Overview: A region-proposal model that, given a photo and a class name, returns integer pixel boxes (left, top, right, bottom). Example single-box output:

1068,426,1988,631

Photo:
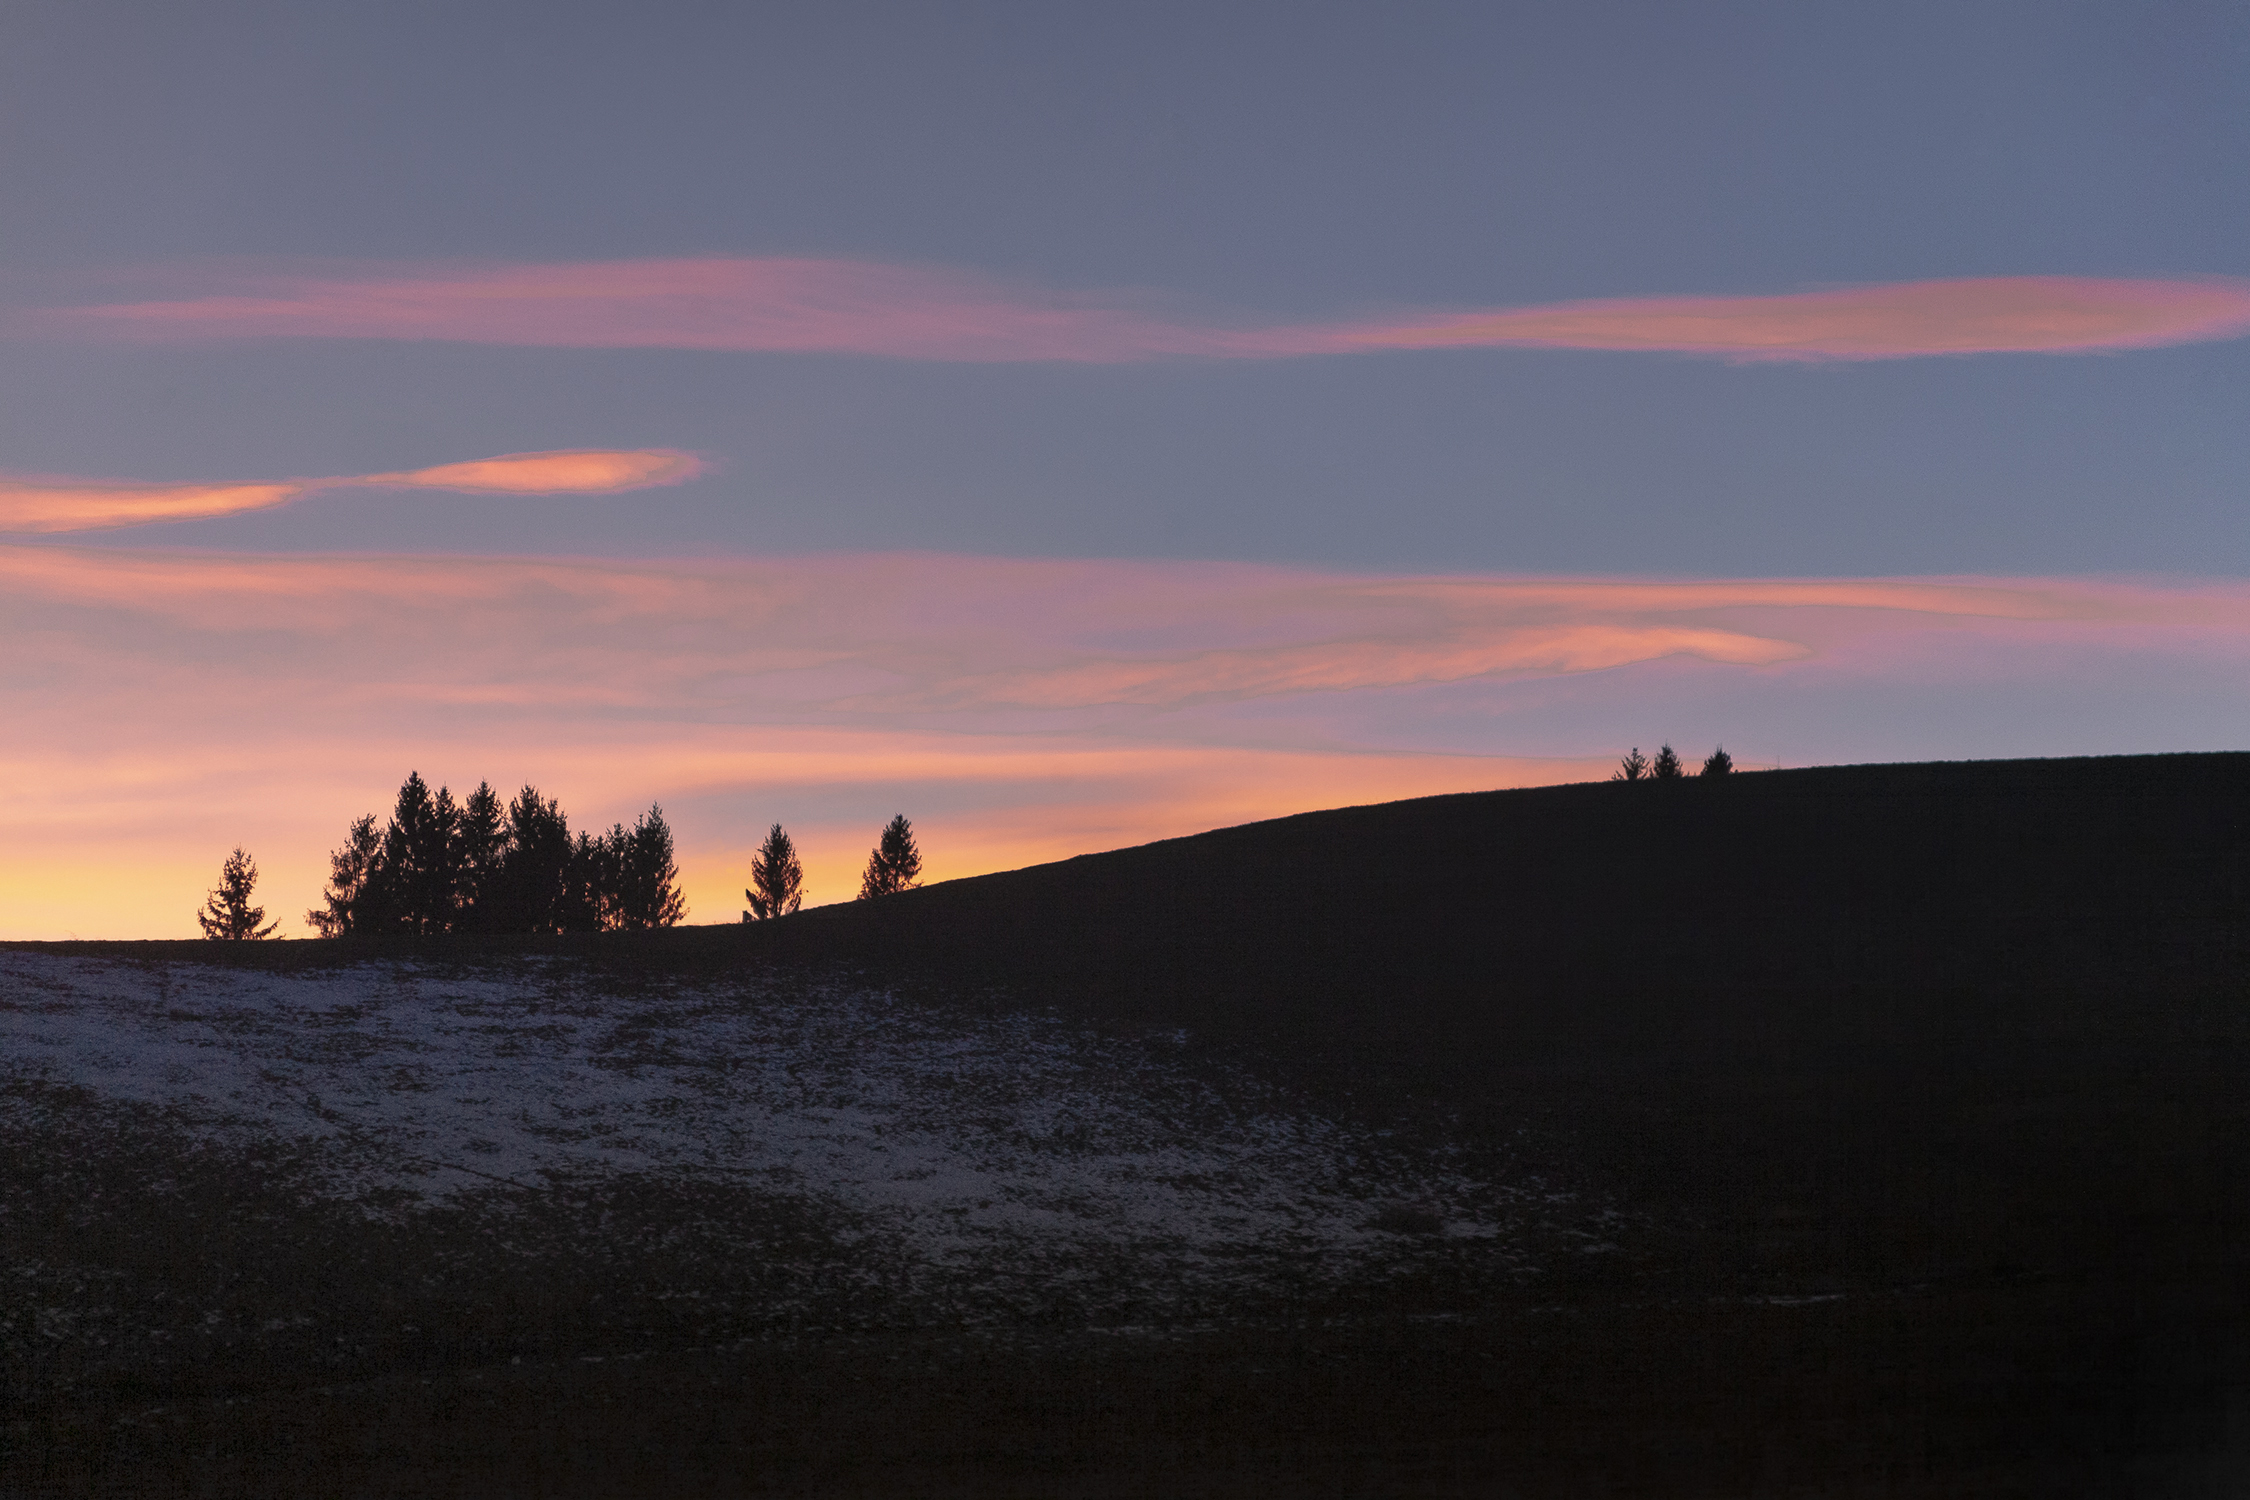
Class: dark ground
6,752,2248,1495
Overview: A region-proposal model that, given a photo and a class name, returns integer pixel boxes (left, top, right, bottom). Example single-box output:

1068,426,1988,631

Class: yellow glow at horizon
7,544,2248,942
0,740,1605,940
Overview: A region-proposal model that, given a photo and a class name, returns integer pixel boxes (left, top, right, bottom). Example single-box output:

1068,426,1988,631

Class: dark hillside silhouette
738,752,2250,1061
706,751,2250,1485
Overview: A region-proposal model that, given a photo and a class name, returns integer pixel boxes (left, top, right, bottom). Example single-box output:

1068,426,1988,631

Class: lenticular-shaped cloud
0,448,703,533
1353,277,2250,361
0,480,308,534
44,259,2250,362
360,448,705,493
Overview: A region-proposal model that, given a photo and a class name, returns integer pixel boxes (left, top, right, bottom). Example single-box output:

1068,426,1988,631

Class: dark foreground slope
8,753,2249,1497
746,751,2250,1062
727,752,2250,1491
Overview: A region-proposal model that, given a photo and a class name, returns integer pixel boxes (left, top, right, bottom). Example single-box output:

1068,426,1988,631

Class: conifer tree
1701,746,1735,778
613,804,688,929
452,781,509,932
1651,743,1685,780
198,847,278,941
562,828,612,932
857,814,923,899
498,786,573,933
307,814,381,937
744,823,803,920
1613,747,1649,782
366,772,460,934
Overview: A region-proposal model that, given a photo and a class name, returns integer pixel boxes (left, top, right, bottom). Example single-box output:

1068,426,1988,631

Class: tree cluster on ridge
1613,744,1734,782
308,772,686,936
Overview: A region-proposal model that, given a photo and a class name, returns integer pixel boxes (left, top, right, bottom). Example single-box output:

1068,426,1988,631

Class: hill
738,751,2250,1061
7,752,2248,1496
726,751,2250,1490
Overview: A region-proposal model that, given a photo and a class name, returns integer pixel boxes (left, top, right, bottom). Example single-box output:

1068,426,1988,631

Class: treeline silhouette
1613,743,1732,780
308,772,685,936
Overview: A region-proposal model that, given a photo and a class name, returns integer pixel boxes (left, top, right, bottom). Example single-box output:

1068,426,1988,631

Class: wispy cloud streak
43,259,2250,362
0,448,704,533
5,547,2247,937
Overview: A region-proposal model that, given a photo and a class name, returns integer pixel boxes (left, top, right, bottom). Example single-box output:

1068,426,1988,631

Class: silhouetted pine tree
1613,747,1649,782
561,829,613,932
1651,744,1685,780
366,772,460,934
307,814,381,937
1702,746,1734,778
857,814,923,899
498,786,574,934
744,823,803,920
612,805,688,930
452,781,509,933
198,847,278,941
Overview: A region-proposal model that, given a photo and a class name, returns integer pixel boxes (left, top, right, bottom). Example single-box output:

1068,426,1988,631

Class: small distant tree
307,814,381,937
1651,744,1685,780
1701,746,1735,778
1613,747,1649,782
857,814,923,899
612,804,688,930
744,823,804,920
198,847,278,941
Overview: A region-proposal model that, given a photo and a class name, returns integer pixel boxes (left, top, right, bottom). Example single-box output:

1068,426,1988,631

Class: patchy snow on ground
0,951,1542,1315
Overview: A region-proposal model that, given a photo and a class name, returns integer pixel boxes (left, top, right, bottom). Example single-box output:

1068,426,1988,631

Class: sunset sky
4,2,2248,936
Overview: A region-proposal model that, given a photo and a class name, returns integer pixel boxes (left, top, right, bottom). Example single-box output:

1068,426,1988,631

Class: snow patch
0,952,1532,1310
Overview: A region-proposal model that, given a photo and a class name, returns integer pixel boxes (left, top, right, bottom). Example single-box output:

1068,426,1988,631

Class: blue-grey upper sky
2,0,2246,573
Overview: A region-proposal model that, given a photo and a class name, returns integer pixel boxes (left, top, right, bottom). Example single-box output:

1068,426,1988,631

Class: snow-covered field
1,951,1571,1326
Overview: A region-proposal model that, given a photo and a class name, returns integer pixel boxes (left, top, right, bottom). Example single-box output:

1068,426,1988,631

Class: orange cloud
6,546,2248,939
354,448,706,494
42,259,2250,362
0,480,306,534
0,448,704,534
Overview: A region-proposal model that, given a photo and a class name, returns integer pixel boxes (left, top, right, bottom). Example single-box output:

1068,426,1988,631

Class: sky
2,0,2248,936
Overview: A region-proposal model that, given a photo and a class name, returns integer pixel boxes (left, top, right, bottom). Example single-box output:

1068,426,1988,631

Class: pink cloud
6,546,2249,937
354,448,706,494
43,259,2250,361
0,480,307,534
0,448,704,533
1350,277,2250,361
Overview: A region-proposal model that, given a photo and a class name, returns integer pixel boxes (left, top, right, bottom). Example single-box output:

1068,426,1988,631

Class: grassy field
5,753,2247,1495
